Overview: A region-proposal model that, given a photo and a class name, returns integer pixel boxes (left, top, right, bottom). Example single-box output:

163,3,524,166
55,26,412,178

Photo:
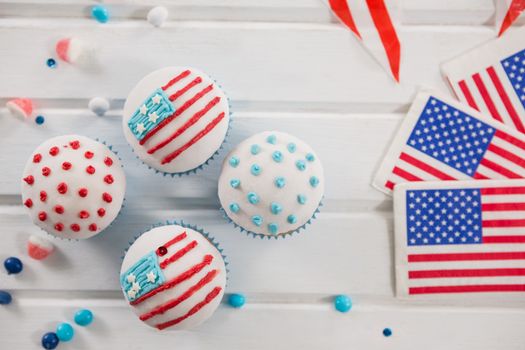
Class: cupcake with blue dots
218,131,324,237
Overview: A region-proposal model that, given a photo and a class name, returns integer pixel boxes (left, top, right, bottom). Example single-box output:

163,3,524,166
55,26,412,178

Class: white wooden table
1,1,524,349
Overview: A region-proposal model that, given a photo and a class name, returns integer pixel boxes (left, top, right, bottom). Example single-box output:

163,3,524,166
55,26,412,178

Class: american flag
120,231,224,330
442,27,525,133
373,91,525,195
394,180,525,297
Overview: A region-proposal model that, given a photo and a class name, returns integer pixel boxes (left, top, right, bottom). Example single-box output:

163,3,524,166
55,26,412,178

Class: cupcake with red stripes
21,135,126,239
120,223,227,330
122,66,231,175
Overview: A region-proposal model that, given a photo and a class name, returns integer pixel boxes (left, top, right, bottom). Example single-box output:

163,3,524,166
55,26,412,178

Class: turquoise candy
287,214,297,224
270,202,282,215
287,142,296,153
228,293,246,308
91,5,109,23
295,160,306,171
310,176,320,187
306,153,315,162
268,223,278,235
250,144,260,155
266,134,277,144
274,176,286,188
229,203,240,213
229,156,240,167
272,151,283,163
74,309,93,326
56,323,74,342
297,194,307,205
252,215,263,227
250,164,262,176
334,295,352,313
247,192,259,204
230,179,241,188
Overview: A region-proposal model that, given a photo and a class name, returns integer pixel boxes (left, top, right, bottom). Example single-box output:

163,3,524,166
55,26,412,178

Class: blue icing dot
334,295,352,313
229,203,240,213
310,176,320,188
297,194,307,205
251,164,262,176
296,160,306,171
252,215,263,227
250,144,260,155
272,151,283,163
287,214,297,224
268,223,279,235
247,192,259,204
229,156,240,167
270,202,282,215
287,143,296,153
274,177,286,188
266,134,276,144
230,179,241,188
306,153,315,162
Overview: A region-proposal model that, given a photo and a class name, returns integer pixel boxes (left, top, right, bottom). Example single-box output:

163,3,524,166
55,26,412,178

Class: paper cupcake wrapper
220,198,324,240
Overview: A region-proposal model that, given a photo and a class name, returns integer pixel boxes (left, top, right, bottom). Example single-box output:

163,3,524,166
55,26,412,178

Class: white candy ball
147,6,168,27
88,97,110,116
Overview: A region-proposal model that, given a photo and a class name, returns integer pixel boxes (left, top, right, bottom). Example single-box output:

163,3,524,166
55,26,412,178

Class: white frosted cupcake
122,66,230,175
218,131,324,238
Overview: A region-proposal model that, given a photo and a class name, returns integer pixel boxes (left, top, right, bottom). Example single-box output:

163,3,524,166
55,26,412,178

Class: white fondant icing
21,135,126,239
120,225,226,330
122,66,230,174
218,131,324,236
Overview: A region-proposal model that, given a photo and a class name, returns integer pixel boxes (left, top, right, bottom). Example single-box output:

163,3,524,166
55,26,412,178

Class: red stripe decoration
392,166,422,182
483,236,525,243
495,130,525,152
472,73,504,123
169,77,203,101
159,240,198,269
409,268,525,279
409,284,525,295
162,70,191,91
479,158,521,178
328,0,361,38
487,143,525,169
482,219,525,228
482,202,525,211
498,0,525,37
399,152,456,180
474,172,490,180
481,186,525,195
385,180,395,190
458,80,479,110
156,232,187,254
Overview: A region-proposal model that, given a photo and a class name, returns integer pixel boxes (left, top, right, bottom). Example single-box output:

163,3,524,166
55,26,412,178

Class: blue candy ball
228,293,246,308
35,115,45,125
56,323,74,342
0,290,12,305
46,58,56,68
41,332,59,350
383,328,393,337
74,309,93,326
4,257,23,274
91,5,109,23
334,294,352,313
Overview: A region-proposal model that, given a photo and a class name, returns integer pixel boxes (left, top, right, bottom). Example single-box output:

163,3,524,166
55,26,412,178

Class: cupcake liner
220,198,324,240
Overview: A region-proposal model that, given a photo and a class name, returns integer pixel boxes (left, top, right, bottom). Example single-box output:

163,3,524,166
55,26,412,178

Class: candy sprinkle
74,309,94,326
35,115,45,125
383,328,393,337
41,332,59,350
228,293,246,308
46,58,57,68
333,294,352,313
4,257,23,275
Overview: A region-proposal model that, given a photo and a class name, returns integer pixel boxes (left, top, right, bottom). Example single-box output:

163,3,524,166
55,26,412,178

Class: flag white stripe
491,135,525,161
494,63,525,121
408,276,525,287
483,150,525,177
408,259,525,271
407,243,525,254
482,69,515,126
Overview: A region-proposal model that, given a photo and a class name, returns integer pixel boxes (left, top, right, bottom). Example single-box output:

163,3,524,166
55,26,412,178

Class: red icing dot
104,157,113,167
69,140,80,149
23,175,34,185
38,211,47,221
49,146,59,156
40,191,47,202
97,208,106,217
86,165,96,174
70,224,80,232
79,210,90,219
84,151,94,159
54,205,64,214
78,188,88,197
62,162,72,170
24,199,33,208
102,193,112,203
104,175,114,184
33,154,42,163
57,182,68,194
55,223,64,232
88,223,97,232
42,167,51,177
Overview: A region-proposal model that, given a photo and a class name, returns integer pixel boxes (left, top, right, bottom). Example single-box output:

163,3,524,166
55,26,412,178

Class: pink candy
6,98,33,119
55,37,85,64
27,235,54,260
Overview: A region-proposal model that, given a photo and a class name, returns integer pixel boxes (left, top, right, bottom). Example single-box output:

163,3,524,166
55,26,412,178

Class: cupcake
122,66,230,175
120,223,226,330
218,131,324,238
21,135,125,239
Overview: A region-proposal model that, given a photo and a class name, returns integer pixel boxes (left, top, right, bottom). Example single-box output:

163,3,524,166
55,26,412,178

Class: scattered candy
228,293,246,308
41,332,59,350
27,235,54,260
74,309,93,326
91,5,109,23
0,290,12,305
4,257,23,275
6,98,34,119
46,58,57,68
88,97,110,116
35,115,45,125
55,37,86,64
147,6,168,27
383,328,393,337
56,322,74,342
334,294,352,313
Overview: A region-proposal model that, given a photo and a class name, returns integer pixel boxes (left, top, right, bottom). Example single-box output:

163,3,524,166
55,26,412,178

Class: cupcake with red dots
21,135,126,239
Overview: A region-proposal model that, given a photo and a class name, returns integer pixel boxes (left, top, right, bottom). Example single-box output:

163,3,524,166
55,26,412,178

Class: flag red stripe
495,129,525,152
409,268,525,279
140,270,219,322
487,66,525,132
472,73,504,122
161,112,226,164
130,254,214,306
481,186,525,195
408,251,525,262
482,219,525,228
162,70,191,91
487,143,525,170
479,158,521,178
156,286,222,330
458,80,479,110
366,0,401,82
399,152,456,180
159,240,198,270
474,172,490,179
482,202,525,211
392,166,422,182
140,84,214,146
155,232,187,256
169,77,202,101
328,0,362,39
409,284,525,294
385,180,395,190
498,0,525,37
483,236,525,243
